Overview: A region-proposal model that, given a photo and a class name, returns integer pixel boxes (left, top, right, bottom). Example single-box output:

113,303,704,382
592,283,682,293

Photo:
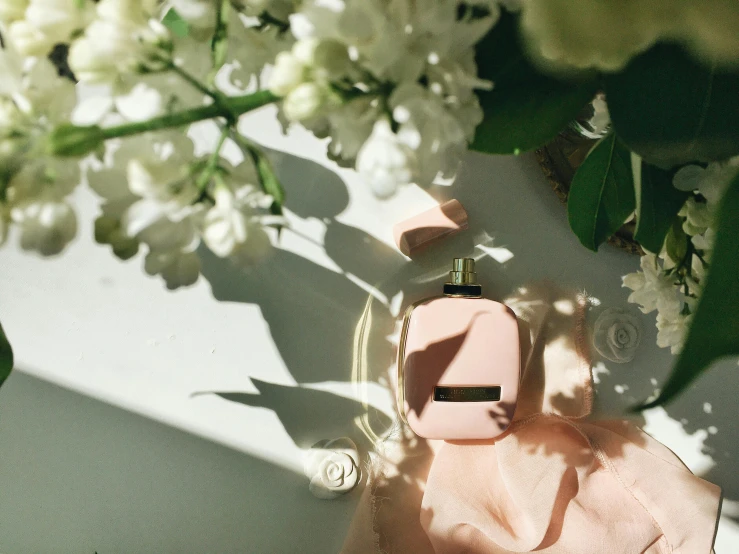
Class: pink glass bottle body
400,297,520,440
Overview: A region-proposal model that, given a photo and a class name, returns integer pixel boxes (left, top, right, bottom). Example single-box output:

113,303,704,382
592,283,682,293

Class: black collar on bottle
443,283,482,297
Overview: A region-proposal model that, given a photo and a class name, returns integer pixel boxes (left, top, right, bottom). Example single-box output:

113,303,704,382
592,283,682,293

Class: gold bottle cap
448,257,477,285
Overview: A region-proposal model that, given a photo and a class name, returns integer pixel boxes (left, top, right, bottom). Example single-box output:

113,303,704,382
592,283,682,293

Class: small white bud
268,51,306,97
282,82,325,122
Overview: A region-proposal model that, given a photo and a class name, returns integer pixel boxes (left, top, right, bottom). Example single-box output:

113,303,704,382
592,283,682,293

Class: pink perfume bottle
397,258,520,440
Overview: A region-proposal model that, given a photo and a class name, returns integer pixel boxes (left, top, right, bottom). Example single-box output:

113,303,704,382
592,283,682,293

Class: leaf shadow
403,329,468,420
199,149,412,386
198,378,392,452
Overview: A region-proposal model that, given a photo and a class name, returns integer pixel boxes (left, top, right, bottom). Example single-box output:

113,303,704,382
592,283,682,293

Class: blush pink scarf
343,284,721,554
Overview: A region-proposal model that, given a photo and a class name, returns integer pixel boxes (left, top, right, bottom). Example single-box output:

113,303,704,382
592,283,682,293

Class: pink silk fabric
342,284,721,554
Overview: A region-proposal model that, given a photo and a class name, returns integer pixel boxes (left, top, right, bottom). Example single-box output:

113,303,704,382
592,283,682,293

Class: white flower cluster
623,157,739,353
1,0,292,103
623,253,690,354
69,0,172,85
268,0,497,197
0,0,92,57
0,0,290,287
0,51,79,255
88,132,276,289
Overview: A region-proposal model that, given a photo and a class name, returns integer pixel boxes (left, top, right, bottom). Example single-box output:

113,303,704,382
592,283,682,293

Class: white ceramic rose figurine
303,437,360,500
593,308,642,363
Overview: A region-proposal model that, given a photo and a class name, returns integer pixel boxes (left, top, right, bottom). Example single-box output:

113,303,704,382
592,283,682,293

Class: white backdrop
0,105,736,552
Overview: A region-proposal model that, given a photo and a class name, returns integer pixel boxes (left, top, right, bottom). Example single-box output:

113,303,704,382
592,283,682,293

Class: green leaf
162,8,190,38
471,13,598,155
665,217,689,264
227,129,285,216
567,134,635,251
640,172,739,408
254,150,285,216
634,162,690,253
604,44,739,167
0,320,13,390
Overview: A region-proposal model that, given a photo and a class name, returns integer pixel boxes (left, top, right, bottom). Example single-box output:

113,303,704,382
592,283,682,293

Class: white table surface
0,106,736,553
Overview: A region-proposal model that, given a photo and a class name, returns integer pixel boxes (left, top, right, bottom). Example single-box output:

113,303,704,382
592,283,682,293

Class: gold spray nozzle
448,258,477,285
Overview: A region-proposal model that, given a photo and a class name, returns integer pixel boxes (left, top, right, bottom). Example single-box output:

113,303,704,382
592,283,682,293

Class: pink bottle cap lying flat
393,199,468,257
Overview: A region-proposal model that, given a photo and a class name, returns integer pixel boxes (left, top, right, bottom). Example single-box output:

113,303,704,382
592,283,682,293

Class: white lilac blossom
66,1,290,121
1,0,292,286
200,176,275,258
139,215,202,289
167,0,217,39
0,0,28,23
123,134,201,230
162,2,293,91
10,192,77,255
269,0,496,195
201,186,249,257
0,51,80,256
68,0,172,84
0,96,31,175
3,0,92,57
86,134,200,271
677,157,739,260
623,254,681,317
226,16,293,90
623,253,687,355
282,81,327,122
623,157,739,354
86,132,276,288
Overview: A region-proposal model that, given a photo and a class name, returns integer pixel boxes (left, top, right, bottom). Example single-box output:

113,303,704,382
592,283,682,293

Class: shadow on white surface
197,378,392,452
0,371,356,554
655,359,739,515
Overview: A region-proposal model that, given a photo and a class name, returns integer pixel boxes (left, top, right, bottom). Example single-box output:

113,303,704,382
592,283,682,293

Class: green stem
169,62,237,122
195,127,230,195
169,63,216,100
209,0,230,86
221,123,285,217
98,90,277,141
679,241,695,276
